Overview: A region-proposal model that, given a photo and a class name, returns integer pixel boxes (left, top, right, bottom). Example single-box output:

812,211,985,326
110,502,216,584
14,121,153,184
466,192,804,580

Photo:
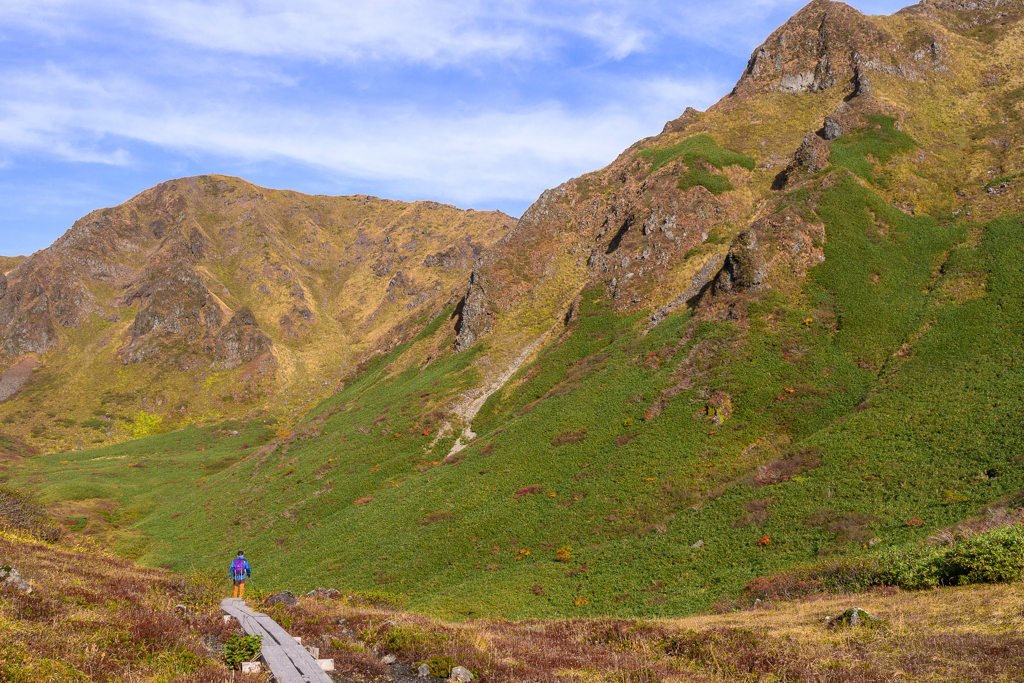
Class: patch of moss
829,115,916,183
639,134,756,173
678,168,734,195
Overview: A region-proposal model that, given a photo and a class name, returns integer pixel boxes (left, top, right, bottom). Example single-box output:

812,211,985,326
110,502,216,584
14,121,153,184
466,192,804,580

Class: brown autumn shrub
512,485,542,499
805,508,879,549
750,447,823,487
551,430,587,446
0,487,63,542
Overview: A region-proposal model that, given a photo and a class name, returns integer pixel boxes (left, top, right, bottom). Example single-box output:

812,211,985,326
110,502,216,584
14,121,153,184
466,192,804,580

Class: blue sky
1,0,911,256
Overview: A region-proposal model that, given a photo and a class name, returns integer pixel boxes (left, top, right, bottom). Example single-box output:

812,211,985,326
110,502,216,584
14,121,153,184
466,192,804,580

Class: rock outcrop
0,175,513,450
732,0,947,99
0,565,32,594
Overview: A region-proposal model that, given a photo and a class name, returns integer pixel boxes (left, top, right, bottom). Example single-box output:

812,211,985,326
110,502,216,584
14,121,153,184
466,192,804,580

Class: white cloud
0,0,860,65
0,62,724,206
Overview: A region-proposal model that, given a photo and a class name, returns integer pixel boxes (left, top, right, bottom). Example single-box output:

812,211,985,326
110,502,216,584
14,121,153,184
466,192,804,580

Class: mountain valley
3,0,1024,630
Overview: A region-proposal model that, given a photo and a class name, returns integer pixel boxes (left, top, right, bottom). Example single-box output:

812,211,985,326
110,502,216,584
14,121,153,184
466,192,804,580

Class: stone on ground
450,665,475,681
265,590,298,606
0,565,32,594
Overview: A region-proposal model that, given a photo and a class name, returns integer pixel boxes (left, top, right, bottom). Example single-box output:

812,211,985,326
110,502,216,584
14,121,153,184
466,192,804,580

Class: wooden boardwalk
221,598,333,683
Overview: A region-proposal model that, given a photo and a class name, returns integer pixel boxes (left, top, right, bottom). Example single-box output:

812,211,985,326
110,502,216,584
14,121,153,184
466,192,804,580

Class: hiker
230,550,252,598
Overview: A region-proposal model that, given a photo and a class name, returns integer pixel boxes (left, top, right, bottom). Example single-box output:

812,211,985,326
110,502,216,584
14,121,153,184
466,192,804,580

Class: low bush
224,634,262,669
0,488,63,542
743,523,1024,604
677,168,733,195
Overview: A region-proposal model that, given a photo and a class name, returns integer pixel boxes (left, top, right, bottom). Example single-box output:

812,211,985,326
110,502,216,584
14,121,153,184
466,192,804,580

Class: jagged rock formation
734,0,947,98
453,0,1024,363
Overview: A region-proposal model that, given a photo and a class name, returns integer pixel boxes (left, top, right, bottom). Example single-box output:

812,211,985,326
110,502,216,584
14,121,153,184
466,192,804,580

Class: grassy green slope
10,167,1024,619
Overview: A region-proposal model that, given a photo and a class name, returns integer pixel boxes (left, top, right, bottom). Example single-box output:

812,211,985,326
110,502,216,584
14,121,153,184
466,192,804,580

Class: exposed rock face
205,307,275,371
793,133,831,173
0,175,513,449
424,246,461,268
121,262,226,366
0,261,62,358
266,590,299,607
451,147,749,350
697,209,825,309
822,117,844,140
707,231,766,297
733,0,946,99
454,268,491,352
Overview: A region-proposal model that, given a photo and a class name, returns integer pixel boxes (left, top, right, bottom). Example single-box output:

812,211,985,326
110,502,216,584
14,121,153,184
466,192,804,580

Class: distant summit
0,175,512,450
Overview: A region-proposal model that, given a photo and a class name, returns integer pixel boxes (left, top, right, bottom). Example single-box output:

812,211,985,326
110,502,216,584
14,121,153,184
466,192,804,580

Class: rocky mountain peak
0,174,513,449
730,0,951,99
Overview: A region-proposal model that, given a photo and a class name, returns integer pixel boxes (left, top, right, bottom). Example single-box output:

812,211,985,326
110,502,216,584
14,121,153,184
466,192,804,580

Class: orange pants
233,579,246,598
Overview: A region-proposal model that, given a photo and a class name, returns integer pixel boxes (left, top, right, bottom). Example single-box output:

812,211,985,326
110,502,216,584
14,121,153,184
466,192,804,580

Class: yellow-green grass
9,178,1024,620
0,530,261,682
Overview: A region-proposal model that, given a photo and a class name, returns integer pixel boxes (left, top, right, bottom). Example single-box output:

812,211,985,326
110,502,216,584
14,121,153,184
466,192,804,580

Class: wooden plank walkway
221,598,333,683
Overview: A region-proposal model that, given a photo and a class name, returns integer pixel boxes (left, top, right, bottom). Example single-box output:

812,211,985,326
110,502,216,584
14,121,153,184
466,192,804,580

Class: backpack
231,557,247,579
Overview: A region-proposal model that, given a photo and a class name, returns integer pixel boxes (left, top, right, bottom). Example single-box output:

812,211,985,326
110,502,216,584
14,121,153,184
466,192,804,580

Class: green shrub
224,634,262,669
829,115,915,183
640,134,755,172
946,525,1024,584
417,655,457,678
746,524,1024,602
128,411,164,439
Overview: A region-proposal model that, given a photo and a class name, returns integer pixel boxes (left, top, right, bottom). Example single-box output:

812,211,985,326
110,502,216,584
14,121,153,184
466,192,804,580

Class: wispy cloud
0,0,912,253
0,62,725,205
1,0,861,65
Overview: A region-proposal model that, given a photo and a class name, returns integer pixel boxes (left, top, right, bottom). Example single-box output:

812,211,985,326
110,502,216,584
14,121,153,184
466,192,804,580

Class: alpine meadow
4,1,1024,681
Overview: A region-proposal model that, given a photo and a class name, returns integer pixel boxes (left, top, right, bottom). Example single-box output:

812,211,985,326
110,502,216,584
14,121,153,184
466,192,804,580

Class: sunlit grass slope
9,169,1024,619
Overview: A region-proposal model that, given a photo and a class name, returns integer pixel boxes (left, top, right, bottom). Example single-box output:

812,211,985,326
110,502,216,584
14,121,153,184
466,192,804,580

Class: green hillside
6,0,1024,621
10,172,1024,618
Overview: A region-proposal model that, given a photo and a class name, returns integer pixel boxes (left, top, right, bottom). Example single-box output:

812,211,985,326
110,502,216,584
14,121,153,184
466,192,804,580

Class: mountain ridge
4,0,1024,621
0,175,514,451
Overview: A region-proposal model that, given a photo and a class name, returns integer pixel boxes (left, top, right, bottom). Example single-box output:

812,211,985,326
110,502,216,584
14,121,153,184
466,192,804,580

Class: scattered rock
306,587,342,599
793,133,829,173
853,68,872,97
199,634,224,655
265,590,298,607
417,663,432,677
0,565,32,594
450,666,474,682
706,391,733,425
424,246,461,268
174,603,197,618
381,654,397,665
691,540,704,549
825,607,881,628
822,117,843,140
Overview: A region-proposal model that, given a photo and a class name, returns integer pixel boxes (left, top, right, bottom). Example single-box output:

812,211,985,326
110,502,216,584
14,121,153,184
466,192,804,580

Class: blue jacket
230,557,251,579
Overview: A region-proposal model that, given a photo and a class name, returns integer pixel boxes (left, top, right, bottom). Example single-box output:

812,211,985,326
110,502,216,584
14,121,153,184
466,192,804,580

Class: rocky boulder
822,116,843,140
450,665,475,682
825,607,882,628
1,565,32,594
265,590,298,607
204,307,275,371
